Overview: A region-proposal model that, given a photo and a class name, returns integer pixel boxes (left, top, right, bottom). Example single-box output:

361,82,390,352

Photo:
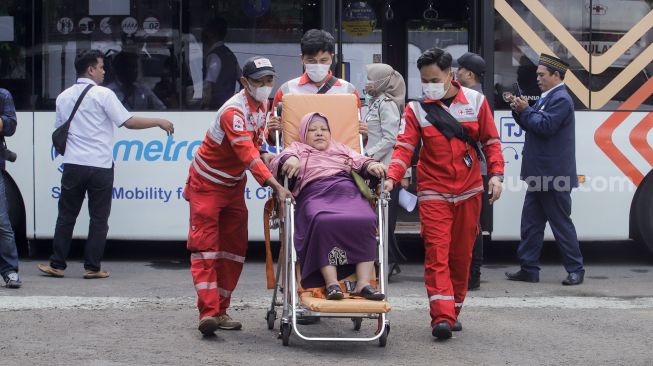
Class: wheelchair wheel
352,317,362,331
379,324,390,347
281,323,292,346
266,310,277,330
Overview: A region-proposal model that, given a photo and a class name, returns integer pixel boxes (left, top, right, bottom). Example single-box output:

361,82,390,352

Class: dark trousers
50,164,114,272
387,185,401,264
0,172,18,275
469,176,489,280
469,231,483,278
518,190,584,275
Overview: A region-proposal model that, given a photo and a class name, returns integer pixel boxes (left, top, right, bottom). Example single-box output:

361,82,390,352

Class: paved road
1,240,652,365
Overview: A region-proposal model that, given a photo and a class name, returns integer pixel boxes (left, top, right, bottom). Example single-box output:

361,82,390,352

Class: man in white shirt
38,49,174,279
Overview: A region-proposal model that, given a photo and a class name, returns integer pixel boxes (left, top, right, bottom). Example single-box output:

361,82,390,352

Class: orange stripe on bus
630,113,653,166
594,77,653,187
595,112,644,186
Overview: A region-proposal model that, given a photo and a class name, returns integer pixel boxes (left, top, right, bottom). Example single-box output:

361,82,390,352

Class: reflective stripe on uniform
195,155,246,180
429,294,455,302
217,251,246,263
390,158,408,170
417,186,484,203
195,282,218,291
191,252,218,260
455,302,464,308
484,138,500,146
218,287,232,298
396,141,416,151
191,251,245,263
248,158,263,170
230,136,252,145
192,160,237,187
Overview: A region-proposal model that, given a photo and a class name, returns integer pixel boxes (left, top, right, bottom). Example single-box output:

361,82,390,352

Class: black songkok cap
538,53,569,74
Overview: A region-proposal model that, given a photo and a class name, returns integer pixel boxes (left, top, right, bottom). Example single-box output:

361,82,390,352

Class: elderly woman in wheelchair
268,112,386,301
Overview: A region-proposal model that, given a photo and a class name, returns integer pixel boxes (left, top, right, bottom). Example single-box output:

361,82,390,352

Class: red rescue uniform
388,81,504,328
185,89,272,320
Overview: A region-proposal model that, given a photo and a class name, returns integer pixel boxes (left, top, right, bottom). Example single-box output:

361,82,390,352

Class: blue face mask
364,91,373,106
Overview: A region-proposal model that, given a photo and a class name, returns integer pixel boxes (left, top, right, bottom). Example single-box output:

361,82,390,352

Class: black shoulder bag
52,84,93,156
418,100,485,167
316,75,337,94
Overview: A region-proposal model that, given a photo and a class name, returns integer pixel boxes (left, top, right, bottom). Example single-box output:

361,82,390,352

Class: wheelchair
263,93,392,347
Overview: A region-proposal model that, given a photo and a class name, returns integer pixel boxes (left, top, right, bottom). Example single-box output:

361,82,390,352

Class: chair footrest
299,293,392,313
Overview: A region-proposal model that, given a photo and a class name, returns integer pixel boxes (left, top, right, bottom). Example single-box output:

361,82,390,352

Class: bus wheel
2,172,27,255
632,174,653,254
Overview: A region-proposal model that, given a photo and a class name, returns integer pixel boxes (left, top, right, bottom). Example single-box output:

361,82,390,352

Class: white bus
3,0,653,253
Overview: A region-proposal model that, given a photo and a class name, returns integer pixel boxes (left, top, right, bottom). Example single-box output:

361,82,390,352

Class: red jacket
388,82,504,204
191,90,272,187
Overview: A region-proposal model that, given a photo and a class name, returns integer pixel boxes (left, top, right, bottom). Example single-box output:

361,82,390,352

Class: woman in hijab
363,63,408,278
268,112,386,301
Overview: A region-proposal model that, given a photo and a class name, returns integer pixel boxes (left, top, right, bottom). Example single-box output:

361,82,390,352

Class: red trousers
185,172,248,320
420,194,481,328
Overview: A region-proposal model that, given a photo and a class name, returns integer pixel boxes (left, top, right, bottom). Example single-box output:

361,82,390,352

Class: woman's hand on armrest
281,156,300,178
366,162,386,179
384,179,394,192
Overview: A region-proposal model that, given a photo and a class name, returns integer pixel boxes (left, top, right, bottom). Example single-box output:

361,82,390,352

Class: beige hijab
364,63,406,113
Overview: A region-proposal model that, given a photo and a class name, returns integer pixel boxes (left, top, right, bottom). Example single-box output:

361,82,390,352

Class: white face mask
305,63,331,82
422,82,449,100
246,81,272,103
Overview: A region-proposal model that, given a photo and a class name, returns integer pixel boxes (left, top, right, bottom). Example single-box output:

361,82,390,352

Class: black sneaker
452,320,462,332
432,321,452,340
3,271,21,289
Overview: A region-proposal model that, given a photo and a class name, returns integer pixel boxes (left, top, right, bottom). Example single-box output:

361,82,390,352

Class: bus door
379,1,477,235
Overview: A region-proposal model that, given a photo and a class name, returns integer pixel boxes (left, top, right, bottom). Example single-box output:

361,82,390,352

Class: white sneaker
3,271,21,289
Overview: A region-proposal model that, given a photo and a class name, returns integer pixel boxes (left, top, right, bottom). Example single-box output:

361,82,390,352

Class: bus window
36,0,182,111
339,0,383,97
0,1,32,110
181,0,321,111
590,0,653,111
402,0,472,101
493,0,590,111
406,20,469,100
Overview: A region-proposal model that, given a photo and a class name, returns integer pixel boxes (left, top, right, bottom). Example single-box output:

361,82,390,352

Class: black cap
455,52,486,77
538,53,569,74
242,56,276,80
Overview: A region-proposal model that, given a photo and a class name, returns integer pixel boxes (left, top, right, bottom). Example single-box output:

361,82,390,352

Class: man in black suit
505,54,585,286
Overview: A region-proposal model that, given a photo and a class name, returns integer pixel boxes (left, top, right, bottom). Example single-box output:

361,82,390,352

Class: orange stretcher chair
263,93,391,347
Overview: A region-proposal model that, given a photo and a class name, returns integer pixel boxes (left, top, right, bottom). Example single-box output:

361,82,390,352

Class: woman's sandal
326,284,344,300
351,285,385,301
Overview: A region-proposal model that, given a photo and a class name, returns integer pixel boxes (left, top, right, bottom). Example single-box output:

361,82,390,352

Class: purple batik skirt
294,173,377,288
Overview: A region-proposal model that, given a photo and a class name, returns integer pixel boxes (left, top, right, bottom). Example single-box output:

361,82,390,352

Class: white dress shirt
55,78,133,168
